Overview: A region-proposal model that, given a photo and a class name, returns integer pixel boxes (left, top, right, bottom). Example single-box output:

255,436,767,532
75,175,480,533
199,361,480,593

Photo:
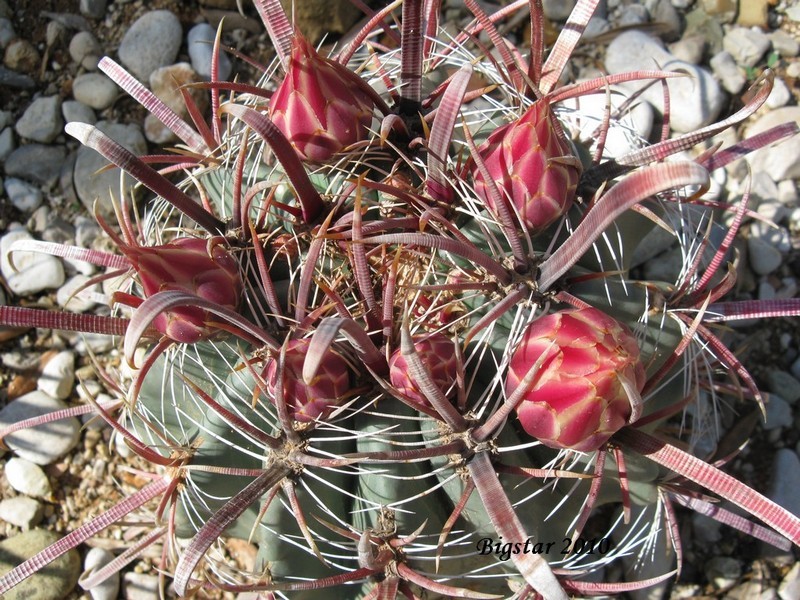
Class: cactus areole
507,308,645,451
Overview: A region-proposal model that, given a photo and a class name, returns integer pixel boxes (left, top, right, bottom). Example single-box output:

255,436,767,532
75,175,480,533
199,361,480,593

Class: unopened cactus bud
389,333,458,408
472,100,582,233
121,236,242,344
507,307,645,452
264,339,351,422
269,34,376,162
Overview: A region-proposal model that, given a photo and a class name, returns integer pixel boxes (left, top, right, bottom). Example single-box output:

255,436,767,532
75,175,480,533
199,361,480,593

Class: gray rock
73,121,147,217
764,394,793,431
0,226,65,295
68,31,101,70
0,529,80,599
187,23,232,80
668,34,706,65
0,17,14,48
648,0,682,41
769,30,800,58
0,65,35,89
767,370,800,404
81,547,120,600
0,390,81,465
0,497,43,529
62,99,97,125
15,96,63,144
750,221,791,253
4,144,66,186
723,27,771,68
747,235,783,276
74,215,100,247
769,449,800,517
542,0,576,20
605,31,724,132
118,10,182,81
4,457,53,499
72,72,119,110
617,4,649,26
5,178,43,212
709,51,745,95
79,0,107,19
37,350,75,400
705,556,741,591
0,126,14,161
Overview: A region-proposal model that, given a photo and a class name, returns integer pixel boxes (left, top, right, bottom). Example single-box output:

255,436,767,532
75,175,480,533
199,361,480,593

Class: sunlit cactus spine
1,0,800,599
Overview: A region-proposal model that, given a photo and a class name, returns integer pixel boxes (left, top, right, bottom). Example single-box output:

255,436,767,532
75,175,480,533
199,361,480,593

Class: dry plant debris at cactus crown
2,0,800,598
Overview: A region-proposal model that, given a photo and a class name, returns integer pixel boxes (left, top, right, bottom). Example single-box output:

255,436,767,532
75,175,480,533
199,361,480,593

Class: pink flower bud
389,333,458,408
472,100,582,233
122,237,242,344
507,308,645,452
263,339,351,422
269,35,376,162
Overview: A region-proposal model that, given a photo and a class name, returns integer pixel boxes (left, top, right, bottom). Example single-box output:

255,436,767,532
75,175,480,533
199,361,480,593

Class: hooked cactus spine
1,0,800,598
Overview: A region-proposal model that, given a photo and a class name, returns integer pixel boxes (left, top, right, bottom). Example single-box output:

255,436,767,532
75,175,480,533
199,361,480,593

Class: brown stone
3,39,40,73
8,374,37,400
279,0,362,45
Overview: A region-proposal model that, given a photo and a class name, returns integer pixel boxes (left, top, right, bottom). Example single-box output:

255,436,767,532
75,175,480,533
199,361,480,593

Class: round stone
0,391,81,465
118,10,182,81
0,529,80,599
72,73,119,110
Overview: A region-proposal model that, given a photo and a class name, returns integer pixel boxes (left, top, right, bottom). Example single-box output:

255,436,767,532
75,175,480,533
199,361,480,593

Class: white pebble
746,107,800,182
57,274,99,313
0,226,65,296
766,78,792,109
5,457,53,499
605,31,724,132
38,350,76,400
709,51,746,94
81,547,120,600
72,73,119,110
0,496,43,529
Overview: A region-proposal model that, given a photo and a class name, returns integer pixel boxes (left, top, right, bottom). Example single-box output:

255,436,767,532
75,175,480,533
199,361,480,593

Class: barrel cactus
1,0,800,598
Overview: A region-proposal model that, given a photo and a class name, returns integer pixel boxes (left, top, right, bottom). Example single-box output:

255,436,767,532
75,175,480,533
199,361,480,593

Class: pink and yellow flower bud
507,307,645,452
263,339,351,422
472,100,582,233
269,35,376,162
121,236,242,344
389,333,458,408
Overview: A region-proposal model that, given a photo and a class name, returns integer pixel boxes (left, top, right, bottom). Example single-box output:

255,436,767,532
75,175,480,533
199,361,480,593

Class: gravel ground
0,0,799,598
